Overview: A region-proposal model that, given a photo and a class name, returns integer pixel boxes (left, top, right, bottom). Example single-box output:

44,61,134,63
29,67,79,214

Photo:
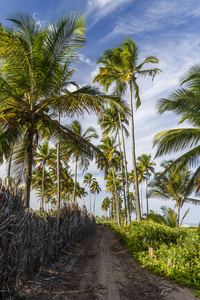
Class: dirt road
18,226,197,300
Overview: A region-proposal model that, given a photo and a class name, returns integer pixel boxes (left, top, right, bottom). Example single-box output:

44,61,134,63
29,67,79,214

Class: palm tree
60,167,74,202
160,206,179,228
128,165,145,217
0,12,125,208
93,50,131,224
32,168,54,209
136,163,146,217
98,105,130,224
97,137,121,226
0,12,87,207
119,38,161,221
53,64,78,209
83,173,96,213
137,154,156,214
101,196,110,218
149,160,200,226
104,171,115,220
33,142,55,209
75,182,88,200
154,64,200,192
0,123,14,186
94,38,161,221
63,120,98,203
145,206,190,228
90,180,101,215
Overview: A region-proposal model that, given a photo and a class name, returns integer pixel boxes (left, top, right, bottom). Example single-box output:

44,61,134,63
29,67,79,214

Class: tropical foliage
154,64,200,193
110,221,200,295
149,160,200,226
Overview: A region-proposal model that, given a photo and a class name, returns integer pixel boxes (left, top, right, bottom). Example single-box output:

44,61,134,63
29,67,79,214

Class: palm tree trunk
41,165,45,210
89,184,92,213
93,193,96,215
130,81,141,221
73,158,78,203
140,181,143,217
177,204,180,227
146,178,149,214
7,146,13,187
112,168,121,226
119,113,131,224
117,127,127,224
57,110,61,209
24,126,34,208
111,196,113,221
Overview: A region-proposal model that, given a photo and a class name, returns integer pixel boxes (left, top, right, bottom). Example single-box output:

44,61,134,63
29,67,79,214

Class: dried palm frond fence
0,180,95,298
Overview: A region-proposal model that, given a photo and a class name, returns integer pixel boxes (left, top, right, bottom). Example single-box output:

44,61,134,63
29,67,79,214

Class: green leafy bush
110,220,200,296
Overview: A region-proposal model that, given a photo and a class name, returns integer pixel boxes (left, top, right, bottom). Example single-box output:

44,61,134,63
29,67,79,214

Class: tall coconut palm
136,163,146,217
90,180,101,216
94,38,161,221
63,120,98,203
128,165,145,217
149,160,200,226
34,142,55,209
137,154,156,214
97,136,121,226
32,168,54,209
93,50,131,224
119,38,161,221
83,173,96,213
0,122,14,186
101,196,110,218
0,12,125,208
0,12,87,207
53,63,78,209
75,182,87,200
98,105,130,224
60,167,74,202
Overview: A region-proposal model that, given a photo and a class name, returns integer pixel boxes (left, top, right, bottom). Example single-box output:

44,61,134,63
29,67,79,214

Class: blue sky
1,0,200,224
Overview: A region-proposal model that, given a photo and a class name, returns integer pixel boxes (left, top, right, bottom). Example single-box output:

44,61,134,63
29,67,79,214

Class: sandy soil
18,226,198,300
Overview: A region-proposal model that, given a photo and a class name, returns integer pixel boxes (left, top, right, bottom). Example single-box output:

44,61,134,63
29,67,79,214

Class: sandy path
18,226,198,300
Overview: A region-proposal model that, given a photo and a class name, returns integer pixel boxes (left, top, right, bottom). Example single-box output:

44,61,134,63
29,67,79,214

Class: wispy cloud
86,0,133,26
101,0,200,41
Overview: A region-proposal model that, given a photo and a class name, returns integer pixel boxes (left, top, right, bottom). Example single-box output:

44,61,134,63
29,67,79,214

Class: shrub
110,220,200,295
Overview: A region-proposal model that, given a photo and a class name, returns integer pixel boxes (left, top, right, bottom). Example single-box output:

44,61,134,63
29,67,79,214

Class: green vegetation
109,220,200,295
1,9,200,300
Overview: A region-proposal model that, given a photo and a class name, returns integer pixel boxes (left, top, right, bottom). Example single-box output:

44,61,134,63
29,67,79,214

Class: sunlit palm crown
94,37,161,109
154,64,200,188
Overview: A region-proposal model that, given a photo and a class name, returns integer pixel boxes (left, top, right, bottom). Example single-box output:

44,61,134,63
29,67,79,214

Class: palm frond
153,128,200,157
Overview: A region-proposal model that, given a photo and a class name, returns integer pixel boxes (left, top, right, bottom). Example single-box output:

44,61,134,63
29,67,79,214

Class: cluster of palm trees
0,12,125,209
0,11,161,222
94,38,161,224
83,173,101,215
99,150,156,224
1,12,199,227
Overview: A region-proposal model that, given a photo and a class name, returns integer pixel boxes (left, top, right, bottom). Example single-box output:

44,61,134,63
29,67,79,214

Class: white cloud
79,54,93,65
100,0,200,41
86,0,133,25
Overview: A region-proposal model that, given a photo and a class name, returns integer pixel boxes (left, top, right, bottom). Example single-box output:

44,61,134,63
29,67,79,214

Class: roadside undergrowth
105,220,200,297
